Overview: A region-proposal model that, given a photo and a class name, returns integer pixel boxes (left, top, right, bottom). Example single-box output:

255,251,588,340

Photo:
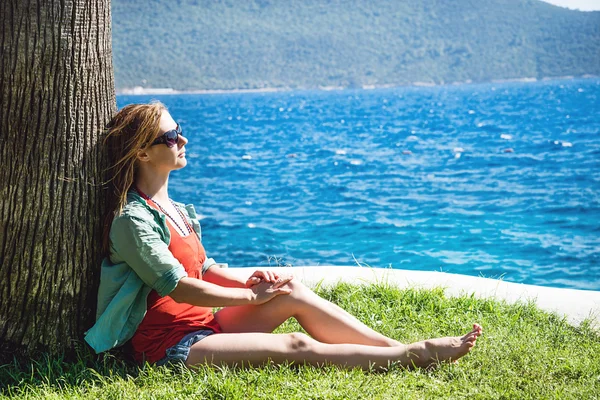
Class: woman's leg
185,326,482,370
214,280,401,346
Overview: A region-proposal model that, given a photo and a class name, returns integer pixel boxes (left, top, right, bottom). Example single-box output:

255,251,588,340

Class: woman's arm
202,266,248,288
169,276,291,307
110,214,292,308
203,266,292,289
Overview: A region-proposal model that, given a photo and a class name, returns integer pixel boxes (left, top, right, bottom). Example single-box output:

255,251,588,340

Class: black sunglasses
150,124,181,148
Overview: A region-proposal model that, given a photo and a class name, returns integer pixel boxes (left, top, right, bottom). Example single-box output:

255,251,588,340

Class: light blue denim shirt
84,190,220,353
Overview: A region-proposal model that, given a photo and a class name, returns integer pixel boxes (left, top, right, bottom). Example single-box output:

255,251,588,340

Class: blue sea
118,78,600,291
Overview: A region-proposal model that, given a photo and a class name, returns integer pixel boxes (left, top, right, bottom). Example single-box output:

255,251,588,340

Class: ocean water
118,78,600,291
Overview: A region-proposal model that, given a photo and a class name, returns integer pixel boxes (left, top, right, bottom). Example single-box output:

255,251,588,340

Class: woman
85,102,482,370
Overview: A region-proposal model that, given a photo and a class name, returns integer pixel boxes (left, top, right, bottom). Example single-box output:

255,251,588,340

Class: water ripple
119,78,600,290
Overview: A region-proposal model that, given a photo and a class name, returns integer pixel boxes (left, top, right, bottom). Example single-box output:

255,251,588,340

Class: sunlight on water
118,78,600,290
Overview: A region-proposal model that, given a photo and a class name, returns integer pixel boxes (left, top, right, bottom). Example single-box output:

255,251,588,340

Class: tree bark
0,0,115,358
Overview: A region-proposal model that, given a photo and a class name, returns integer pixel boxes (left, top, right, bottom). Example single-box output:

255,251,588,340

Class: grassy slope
1,284,599,399
111,0,600,90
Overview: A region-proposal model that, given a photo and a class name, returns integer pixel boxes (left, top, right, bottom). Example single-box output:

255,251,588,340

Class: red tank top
130,200,222,364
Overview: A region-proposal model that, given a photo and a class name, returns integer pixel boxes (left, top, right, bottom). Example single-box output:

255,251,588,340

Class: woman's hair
102,101,166,256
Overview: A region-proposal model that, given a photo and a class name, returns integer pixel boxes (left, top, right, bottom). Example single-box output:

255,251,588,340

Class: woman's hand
248,279,293,305
245,270,294,288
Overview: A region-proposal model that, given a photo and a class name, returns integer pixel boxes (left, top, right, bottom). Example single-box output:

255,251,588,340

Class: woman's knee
285,279,313,300
284,278,304,291
270,279,315,315
285,332,314,352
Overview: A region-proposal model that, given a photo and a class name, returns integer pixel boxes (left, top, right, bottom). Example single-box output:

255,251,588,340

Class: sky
541,0,600,10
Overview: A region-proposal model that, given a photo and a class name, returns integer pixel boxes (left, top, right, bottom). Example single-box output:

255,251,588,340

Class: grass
1,283,599,399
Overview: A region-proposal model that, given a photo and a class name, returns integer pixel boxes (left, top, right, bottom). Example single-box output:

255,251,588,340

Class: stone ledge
226,266,600,328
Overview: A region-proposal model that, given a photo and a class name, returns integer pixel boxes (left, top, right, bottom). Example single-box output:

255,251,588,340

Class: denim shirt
84,191,220,353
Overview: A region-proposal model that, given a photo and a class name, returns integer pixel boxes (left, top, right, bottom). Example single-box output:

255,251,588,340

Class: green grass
1,283,599,399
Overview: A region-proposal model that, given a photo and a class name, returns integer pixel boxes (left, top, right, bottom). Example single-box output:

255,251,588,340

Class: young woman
85,102,482,370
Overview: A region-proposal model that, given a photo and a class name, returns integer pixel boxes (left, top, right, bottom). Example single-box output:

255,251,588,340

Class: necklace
135,188,192,236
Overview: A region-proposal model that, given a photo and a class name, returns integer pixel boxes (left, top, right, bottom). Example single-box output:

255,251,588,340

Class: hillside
111,0,600,90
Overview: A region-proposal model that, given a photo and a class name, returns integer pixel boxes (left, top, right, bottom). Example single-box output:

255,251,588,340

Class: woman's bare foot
407,324,483,368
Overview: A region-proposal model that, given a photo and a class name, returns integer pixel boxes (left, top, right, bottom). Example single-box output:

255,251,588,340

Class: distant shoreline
116,74,598,96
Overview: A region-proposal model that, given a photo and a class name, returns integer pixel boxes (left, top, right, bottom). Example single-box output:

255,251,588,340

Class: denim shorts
155,329,215,366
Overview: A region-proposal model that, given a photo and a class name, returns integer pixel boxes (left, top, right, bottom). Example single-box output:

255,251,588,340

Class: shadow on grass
0,345,141,397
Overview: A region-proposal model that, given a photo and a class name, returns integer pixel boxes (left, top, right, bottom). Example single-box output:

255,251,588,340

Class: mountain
111,0,600,90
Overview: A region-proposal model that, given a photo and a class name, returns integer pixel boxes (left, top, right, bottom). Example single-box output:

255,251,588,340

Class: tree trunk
0,0,115,358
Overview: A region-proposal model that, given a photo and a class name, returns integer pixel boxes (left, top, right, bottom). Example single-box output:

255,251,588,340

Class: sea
118,78,600,291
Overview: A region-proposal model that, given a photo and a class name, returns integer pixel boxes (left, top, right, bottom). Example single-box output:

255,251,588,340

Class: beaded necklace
135,188,193,236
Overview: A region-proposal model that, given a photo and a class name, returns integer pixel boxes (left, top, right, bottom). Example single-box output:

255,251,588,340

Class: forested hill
111,0,600,91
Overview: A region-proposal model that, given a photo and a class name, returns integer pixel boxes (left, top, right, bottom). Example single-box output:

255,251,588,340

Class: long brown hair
102,102,166,256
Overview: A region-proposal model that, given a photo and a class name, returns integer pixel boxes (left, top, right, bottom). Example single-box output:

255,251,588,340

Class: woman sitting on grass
85,102,482,370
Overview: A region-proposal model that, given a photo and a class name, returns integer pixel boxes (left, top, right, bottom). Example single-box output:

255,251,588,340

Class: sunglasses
150,124,181,148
